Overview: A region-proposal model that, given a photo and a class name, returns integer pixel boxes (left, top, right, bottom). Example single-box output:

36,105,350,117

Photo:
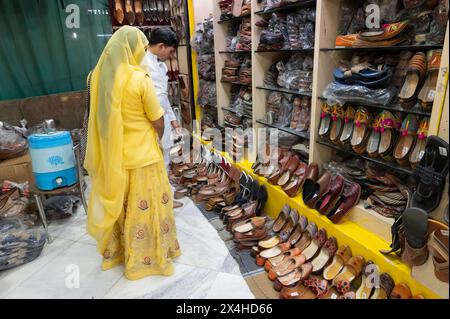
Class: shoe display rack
189,0,449,299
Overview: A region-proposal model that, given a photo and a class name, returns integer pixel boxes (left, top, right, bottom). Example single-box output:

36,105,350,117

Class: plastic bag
43,195,81,220
0,121,28,160
276,94,294,127
0,217,46,270
322,82,398,106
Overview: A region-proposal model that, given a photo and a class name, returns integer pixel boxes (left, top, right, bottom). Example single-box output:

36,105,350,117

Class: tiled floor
0,194,254,299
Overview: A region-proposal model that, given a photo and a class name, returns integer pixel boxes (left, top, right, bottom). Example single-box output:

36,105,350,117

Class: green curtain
0,0,112,100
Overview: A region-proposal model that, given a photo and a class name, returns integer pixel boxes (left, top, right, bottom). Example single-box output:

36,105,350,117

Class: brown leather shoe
233,227,268,242
272,204,291,233
315,174,345,215
389,283,412,299
302,171,332,208
327,182,361,224
233,216,267,233
124,0,135,25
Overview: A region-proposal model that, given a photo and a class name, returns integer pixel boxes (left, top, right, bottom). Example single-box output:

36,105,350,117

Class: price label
419,150,425,159
427,90,436,101
357,137,362,144
402,146,409,157
291,292,299,297
439,147,448,157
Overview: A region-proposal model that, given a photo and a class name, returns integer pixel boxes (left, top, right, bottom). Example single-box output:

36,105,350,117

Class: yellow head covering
85,26,149,253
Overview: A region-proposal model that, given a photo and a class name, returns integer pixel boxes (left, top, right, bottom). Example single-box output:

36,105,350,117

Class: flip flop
394,115,419,166
399,52,427,109
332,255,365,294
318,103,333,139
409,118,430,169
351,107,372,154
412,136,449,213
301,228,328,261
329,105,345,144
401,207,429,266
355,261,376,299
371,272,395,299
418,50,442,111
323,245,352,281
311,236,338,274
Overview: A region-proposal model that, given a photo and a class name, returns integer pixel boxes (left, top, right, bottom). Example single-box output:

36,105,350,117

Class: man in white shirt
141,28,181,169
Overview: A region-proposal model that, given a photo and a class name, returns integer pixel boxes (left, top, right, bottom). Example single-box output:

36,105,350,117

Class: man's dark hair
148,28,179,47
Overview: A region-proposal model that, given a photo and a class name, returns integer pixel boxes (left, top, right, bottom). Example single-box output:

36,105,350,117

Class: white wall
193,0,213,23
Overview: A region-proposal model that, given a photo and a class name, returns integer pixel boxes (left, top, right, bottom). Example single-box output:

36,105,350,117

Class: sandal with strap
318,103,333,140
378,111,401,162
351,107,372,154
399,52,427,109
329,105,345,144
409,118,430,169
428,225,449,283
418,49,442,111
394,114,419,166
411,135,449,213
339,105,356,150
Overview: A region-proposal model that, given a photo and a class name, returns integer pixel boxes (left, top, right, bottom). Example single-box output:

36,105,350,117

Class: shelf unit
194,0,449,299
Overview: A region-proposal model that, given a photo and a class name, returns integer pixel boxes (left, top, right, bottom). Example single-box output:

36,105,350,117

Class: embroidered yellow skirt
100,160,181,280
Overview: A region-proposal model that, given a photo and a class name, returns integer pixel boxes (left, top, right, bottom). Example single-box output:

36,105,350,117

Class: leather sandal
294,222,317,252
268,254,306,281
264,247,301,272
124,0,135,25
323,245,352,281
355,261,376,299
283,162,308,198
311,236,338,274
272,204,291,233
370,272,395,299
366,114,382,158
327,182,361,224
301,228,328,261
351,107,372,154
401,207,429,267
340,106,356,149
315,174,345,215
318,103,333,139
275,263,313,290
332,255,365,294
399,52,427,109
378,111,401,162
302,171,332,209
411,135,449,213
409,118,430,169
428,225,449,283
114,0,125,24
418,50,442,111
134,0,145,25
329,105,345,144
287,215,308,246
394,114,419,166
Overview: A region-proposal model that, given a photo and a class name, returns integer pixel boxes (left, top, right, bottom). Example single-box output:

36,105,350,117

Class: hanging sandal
418,49,442,111
351,107,372,154
409,118,430,169
394,114,419,166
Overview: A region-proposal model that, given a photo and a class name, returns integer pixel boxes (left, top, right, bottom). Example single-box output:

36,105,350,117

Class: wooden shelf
255,48,314,53
218,50,251,54
257,86,312,97
256,119,310,140
220,80,252,88
255,0,316,15
222,106,253,119
217,13,251,24
317,96,432,117
316,140,414,175
320,44,444,52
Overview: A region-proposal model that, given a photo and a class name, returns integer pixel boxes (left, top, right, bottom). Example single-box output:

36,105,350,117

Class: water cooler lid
28,131,72,149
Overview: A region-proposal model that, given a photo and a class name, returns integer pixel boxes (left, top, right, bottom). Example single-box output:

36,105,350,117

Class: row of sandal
319,103,431,169
253,204,427,299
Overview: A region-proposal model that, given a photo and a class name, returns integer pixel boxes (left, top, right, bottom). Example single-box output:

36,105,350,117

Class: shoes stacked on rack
290,96,311,133
218,0,233,20
277,54,313,92
221,56,252,86
236,18,252,51
335,0,448,47
114,0,171,26
251,204,424,299
228,86,252,118
257,13,287,51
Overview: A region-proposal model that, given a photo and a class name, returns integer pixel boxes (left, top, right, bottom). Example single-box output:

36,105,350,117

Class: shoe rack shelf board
196,135,444,299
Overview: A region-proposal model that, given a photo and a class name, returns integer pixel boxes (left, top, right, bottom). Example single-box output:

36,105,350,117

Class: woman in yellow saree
85,26,180,280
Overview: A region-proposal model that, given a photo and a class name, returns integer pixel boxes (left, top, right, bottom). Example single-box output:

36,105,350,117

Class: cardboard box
0,152,35,184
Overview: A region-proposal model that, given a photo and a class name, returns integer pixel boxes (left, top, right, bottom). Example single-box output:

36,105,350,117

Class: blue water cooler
28,131,78,191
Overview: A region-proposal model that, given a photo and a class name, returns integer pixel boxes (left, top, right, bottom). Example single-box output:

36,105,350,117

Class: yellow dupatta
84,26,149,253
